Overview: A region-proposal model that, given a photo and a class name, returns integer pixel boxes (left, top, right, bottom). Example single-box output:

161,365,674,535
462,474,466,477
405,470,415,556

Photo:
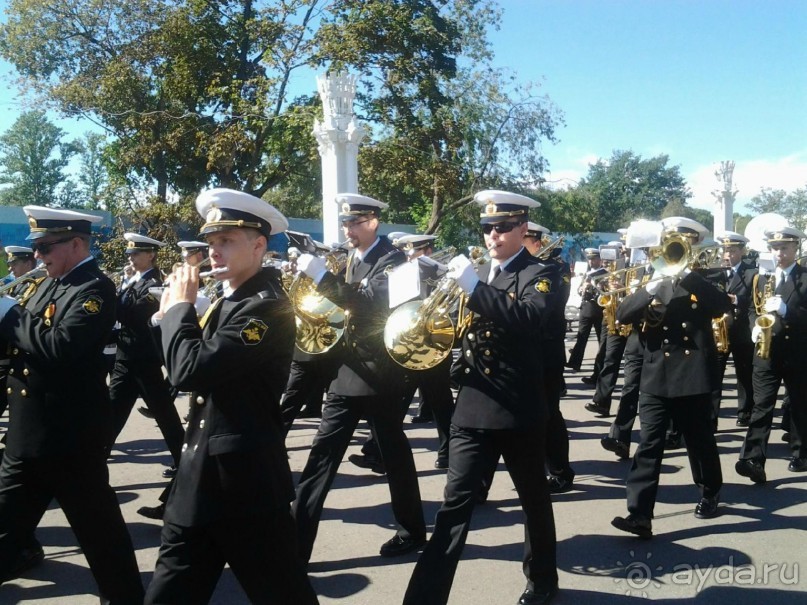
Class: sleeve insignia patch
535,279,552,293
240,318,268,345
82,296,102,314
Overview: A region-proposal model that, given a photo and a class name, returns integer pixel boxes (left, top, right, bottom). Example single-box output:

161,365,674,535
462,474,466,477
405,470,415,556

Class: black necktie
491,266,501,282
775,271,786,295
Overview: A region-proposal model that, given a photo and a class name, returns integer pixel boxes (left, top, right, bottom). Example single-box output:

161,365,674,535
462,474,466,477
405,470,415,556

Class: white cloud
688,153,807,213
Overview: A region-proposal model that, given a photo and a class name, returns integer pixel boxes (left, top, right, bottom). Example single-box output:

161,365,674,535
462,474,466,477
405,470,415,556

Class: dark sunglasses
31,236,77,255
482,221,522,235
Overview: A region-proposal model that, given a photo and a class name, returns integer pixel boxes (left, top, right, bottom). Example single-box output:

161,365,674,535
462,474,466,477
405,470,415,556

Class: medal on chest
43,302,56,327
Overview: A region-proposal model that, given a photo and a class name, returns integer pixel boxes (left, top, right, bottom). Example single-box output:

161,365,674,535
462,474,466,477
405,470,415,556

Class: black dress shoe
379,534,426,557
517,583,559,605
162,465,177,479
735,459,766,484
736,415,750,427
694,494,720,519
581,376,596,386
2,539,45,581
585,402,610,417
137,406,155,419
664,434,684,449
137,503,165,520
547,476,574,494
787,457,807,472
601,437,630,460
564,363,581,372
782,432,791,443
434,457,449,469
410,415,432,424
611,514,652,539
347,453,386,475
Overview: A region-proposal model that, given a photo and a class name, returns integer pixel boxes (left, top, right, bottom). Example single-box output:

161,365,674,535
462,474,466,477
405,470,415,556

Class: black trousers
292,391,425,562
608,348,642,445
403,425,558,605
280,356,339,437
109,358,184,465
740,359,807,463
544,339,573,480
567,311,602,369
0,452,143,604
626,393,722,519
145,510,318,605
363,359,454,464
593,332,629,411
713,337,755,422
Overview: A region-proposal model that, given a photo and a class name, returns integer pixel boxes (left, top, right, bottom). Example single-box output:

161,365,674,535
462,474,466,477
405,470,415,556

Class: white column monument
313,72,366,245
711,160,737,235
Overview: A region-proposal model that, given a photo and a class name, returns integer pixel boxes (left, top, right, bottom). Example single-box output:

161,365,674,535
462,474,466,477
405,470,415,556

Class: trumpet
383,249,490,370
534,236,564,261
1,265,47,306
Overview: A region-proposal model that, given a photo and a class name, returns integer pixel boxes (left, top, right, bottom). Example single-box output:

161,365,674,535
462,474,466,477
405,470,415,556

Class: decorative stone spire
711,161,737,236
313,72,366,245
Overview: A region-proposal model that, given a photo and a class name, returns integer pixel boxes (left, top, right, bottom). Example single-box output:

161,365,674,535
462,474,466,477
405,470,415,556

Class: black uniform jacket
160,267,296,526
617,271,732,398
0,259,116,458
724,261,756,343
116,266,163,361
316,236,406,396
748,263,807,367
451,248,559,430
580,266,607,319
545,257,571,341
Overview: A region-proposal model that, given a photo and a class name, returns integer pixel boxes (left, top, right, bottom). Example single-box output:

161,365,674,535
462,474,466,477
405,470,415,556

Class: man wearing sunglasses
0,206,143,602
293,193,426,562
404,190,560,605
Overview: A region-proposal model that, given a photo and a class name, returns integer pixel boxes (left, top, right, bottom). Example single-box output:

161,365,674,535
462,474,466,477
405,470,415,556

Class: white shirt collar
488,248,522,282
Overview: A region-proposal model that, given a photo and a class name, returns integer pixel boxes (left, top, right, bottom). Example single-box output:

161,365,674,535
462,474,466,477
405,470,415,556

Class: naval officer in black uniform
109,233,185,475
566,248,606,371
711,232,756,426
612,218,731,538
144,188,317,604
0,206,143,602
736,226,807,484
293,194,425,562
403,190,559,605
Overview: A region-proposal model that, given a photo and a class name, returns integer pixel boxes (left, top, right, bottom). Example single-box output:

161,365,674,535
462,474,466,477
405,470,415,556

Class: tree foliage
0,110,77,206
577,150,691,231
749,186,807,233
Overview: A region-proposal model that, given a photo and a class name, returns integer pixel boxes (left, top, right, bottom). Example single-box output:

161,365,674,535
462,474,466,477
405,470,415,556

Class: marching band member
736,226,807,483
566,248,606,372
293,193,426,562
612,218,731,537
145,188,317,604
108,233,184,479
403,190,559,605
0,206,143,602
712,232,756,427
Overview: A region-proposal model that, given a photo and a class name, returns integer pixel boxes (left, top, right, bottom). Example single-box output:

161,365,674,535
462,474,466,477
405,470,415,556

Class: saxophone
711,314,730,354
752,271,776,359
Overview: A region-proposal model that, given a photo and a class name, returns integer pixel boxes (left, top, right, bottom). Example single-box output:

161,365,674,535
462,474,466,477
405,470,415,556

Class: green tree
0,110,76,206
579,150,691,231
75,132,109,210
749,187,807,233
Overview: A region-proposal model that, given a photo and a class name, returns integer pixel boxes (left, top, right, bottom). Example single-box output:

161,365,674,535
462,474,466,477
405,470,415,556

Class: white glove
764,295,786,317
646,277,674,305
447,254,480,294
296,253,327,283
645,279,662,296
751,325,762,343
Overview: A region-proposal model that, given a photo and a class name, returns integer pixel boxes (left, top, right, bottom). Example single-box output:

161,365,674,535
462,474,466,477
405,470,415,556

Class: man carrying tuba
293,193,426,562
736,225,807,483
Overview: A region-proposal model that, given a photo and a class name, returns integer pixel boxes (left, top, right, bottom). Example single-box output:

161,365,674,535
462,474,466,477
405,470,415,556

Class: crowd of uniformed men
0,187,804,605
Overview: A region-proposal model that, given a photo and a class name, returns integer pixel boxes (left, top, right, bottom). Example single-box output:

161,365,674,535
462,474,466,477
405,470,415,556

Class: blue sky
1,0,805,214
489,0,807,211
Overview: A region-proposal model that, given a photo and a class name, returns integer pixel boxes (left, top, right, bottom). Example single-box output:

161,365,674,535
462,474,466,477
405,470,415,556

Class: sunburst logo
614,550,664,597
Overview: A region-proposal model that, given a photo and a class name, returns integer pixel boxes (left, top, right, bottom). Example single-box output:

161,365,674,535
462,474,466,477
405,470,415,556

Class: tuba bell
287,252,348,354
383,250,489,370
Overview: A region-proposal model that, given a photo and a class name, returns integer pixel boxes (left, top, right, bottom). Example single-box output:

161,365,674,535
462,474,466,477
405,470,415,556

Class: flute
199,267,229,279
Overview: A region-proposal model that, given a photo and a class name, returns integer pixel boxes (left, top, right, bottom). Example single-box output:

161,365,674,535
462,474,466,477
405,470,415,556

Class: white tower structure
711,161,737,235
313,72,366,245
